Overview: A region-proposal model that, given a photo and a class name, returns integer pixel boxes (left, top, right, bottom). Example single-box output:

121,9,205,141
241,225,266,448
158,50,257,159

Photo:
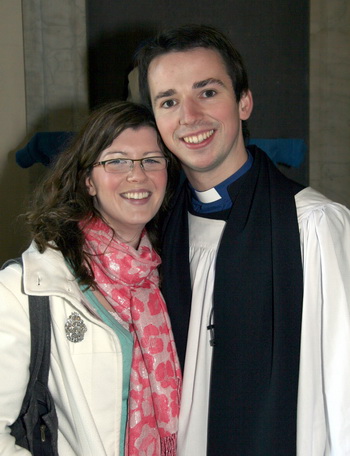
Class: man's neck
185,150,249,191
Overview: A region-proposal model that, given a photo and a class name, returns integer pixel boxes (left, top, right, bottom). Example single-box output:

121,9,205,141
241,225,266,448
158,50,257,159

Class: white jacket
0,242,125,455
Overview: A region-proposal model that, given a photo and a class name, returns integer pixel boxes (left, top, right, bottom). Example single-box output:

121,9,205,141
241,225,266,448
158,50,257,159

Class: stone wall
309,0,350,205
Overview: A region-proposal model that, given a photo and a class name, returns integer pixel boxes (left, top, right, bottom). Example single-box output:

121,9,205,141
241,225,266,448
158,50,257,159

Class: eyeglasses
92,156,169,174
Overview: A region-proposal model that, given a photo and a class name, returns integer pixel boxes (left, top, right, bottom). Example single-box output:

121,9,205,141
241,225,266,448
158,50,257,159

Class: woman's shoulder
0,254,25,289
1,241,76,298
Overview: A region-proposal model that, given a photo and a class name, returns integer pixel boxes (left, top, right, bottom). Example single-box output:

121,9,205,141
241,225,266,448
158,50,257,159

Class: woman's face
85,126,168,244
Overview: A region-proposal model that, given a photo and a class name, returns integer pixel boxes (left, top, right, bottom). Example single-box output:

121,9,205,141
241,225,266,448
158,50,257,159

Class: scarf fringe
161,434,177,455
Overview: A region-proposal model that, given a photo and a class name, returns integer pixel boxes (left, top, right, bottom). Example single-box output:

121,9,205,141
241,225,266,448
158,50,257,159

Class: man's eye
162,99,177,108
202,90,217,98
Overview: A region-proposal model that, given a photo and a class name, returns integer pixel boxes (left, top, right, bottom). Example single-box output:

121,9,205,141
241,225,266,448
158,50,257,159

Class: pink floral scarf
82,217,181,455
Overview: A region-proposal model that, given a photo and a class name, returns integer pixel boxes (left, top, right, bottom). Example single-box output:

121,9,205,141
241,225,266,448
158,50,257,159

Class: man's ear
85,176,96,196
239,90,253,121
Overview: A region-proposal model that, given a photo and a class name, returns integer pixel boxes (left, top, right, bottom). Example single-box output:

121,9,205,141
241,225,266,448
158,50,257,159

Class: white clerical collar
194,187,222,203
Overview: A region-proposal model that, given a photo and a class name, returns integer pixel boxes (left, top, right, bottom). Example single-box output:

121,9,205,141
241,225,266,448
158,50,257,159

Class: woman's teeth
123,192,150,200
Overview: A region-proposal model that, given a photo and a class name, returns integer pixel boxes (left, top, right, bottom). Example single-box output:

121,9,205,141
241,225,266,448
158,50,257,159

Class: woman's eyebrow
102,150,162,159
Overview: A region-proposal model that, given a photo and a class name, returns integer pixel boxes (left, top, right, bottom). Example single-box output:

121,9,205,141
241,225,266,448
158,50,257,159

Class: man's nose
179,98,202,125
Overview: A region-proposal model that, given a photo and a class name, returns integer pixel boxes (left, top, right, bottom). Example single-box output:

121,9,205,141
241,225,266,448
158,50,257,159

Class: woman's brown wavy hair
26,101,178,288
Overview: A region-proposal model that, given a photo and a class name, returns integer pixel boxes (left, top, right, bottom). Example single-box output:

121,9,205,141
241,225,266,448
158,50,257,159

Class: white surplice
178,186,350,455
297,187,350,455
177,214,225,456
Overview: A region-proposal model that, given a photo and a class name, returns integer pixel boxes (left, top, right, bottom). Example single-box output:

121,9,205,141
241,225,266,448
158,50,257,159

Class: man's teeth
123,192,150,200
183,129,214,144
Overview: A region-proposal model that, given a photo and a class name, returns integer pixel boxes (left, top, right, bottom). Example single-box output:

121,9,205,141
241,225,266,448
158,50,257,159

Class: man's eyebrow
152,78,226,104
153,89,176,104
193,78,225,89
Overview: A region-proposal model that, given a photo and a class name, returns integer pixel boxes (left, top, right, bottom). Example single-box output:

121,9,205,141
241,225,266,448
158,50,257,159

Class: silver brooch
65,312,87,343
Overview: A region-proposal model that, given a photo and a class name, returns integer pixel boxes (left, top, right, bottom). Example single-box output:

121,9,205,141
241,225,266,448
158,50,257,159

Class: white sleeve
0,264,32,455
297,188,350,455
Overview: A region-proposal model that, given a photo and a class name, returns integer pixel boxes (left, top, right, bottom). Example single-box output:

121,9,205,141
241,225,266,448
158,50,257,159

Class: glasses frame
92,156,169,174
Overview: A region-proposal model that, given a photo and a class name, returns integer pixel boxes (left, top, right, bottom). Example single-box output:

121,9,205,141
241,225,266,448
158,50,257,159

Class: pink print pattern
82,217,182,455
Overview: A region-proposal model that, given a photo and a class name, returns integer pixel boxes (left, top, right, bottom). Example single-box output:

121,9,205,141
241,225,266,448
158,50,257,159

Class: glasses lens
142,157,167,171
105,159,130,173
103,157,168,173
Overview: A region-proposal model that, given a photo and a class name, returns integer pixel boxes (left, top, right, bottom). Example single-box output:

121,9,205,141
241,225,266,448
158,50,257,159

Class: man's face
148,47,253,190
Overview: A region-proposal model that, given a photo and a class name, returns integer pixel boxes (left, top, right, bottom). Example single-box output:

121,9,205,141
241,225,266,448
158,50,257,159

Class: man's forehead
148,49,229,89
149,47,225,68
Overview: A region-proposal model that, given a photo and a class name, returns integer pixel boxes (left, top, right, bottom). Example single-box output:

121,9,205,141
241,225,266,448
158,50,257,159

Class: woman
0,101,181,455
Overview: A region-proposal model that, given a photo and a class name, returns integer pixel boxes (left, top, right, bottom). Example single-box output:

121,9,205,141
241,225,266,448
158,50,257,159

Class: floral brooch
65,312,87,343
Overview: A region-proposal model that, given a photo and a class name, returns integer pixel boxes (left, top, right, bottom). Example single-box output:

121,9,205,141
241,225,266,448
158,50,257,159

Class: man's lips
120,191,151,200
182,129,215,144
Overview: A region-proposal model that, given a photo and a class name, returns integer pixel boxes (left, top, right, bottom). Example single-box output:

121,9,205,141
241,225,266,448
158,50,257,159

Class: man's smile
182,129,215,144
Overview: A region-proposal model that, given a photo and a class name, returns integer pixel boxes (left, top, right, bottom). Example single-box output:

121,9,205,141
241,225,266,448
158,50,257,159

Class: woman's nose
126,161,147,181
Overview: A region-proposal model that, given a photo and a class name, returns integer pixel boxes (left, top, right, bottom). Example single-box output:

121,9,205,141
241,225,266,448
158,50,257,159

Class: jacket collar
22,241,81,299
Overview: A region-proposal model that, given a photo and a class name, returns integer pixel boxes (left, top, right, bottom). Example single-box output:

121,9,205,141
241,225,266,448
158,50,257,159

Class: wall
309,0,350,205
0,0,29,263
22,0,88,134
21,0,89,191
0,0,88,264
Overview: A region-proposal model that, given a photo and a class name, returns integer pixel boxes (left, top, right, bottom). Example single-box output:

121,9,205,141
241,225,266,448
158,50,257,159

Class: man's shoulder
295,186,331,205
295,186,350,226
295,186,348,209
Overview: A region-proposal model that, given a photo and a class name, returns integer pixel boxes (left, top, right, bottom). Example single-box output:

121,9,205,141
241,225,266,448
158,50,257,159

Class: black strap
1,258,51,387
27,295,51,390
2,257,58,455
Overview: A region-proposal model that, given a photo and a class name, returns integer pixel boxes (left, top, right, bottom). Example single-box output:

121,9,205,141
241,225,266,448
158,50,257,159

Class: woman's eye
202,89,217,98
162,99,177,108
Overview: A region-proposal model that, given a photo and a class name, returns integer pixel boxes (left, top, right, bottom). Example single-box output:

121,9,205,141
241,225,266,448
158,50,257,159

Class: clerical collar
190,151,253,214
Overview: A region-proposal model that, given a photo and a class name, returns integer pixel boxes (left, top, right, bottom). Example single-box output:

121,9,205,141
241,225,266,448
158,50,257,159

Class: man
135,24,350,455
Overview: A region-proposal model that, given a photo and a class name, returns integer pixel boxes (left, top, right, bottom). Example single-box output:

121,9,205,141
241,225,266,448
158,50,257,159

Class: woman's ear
85,176,96,196
239,90,253,121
